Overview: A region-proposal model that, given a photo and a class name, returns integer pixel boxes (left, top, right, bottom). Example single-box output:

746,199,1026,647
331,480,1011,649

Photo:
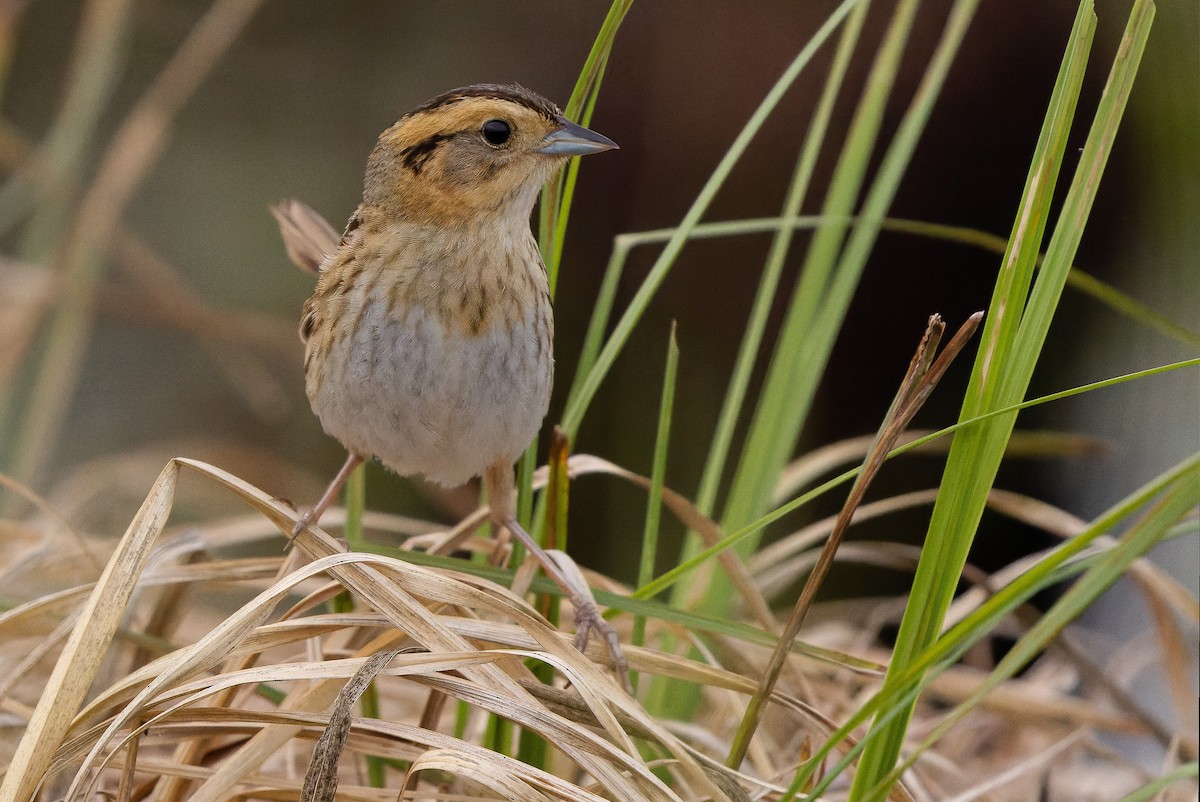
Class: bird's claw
573,599,632,694
288,510,315,546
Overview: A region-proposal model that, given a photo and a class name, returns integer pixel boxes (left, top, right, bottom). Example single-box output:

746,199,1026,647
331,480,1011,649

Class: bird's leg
290,452,364,543
484,461,631,692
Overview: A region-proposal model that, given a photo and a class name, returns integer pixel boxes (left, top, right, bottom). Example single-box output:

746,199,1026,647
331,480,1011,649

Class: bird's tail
270,199,340,274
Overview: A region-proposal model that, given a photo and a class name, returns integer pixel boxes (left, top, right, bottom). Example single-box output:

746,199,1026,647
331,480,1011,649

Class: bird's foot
288,508,316,545
496,512,632,693
572,597,632,694
288,452,363,548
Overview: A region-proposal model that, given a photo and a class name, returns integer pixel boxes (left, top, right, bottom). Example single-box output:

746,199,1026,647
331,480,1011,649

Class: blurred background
0,0,1195,663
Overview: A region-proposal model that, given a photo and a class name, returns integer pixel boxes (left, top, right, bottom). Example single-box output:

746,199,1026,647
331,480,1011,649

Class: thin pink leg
484,461,631,692
290,452,364,542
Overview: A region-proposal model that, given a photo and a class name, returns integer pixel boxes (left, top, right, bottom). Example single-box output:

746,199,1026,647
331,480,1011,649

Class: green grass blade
647,0,872,721
566,240,631,405
720,0,981,561
692,0,870,524
714,0,922,543
859,462,1199,801
850,0,1098,781
538,0,632,296
631,324,678,691
583,215,1200,348
876,217,1200,347
342,463,366,550
1006,1,1157,397
851,2,1156,793
559,0,865,438
548,55,614,298
782,451,1198,799
634,356,1197,602
1114,764,1200,802
682,2,979,658
521,0,632,538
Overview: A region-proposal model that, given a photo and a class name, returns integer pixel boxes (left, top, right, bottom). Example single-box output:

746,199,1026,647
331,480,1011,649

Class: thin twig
726,312,983,769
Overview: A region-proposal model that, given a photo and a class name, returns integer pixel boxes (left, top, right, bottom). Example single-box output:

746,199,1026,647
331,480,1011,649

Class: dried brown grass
0,455,1193,801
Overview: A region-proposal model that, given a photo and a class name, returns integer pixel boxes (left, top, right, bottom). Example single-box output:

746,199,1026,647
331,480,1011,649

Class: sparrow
273,84,627,687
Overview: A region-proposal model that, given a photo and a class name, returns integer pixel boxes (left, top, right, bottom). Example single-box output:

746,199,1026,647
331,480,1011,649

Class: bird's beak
539,118,618,156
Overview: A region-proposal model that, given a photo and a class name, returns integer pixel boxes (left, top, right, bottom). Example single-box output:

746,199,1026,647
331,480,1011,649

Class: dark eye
481,119,512,146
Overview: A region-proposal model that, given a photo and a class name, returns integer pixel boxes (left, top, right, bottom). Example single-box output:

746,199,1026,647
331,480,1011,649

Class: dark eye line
399,132,452,173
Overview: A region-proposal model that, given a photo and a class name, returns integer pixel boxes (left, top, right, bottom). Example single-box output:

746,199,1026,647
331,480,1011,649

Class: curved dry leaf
986,489,1087,537
750,489,940,597
772,429,1104,504
405,748,557,801
0,613,77,703
0,584,93,640
773,431,931,504
300,647,405,802
1126,557,1200,626
0,461,179,802
944,540,1105,629
4,447,1153,800
159,460,729,801
68,553,361,797
0,472,105,578
540,453,777,633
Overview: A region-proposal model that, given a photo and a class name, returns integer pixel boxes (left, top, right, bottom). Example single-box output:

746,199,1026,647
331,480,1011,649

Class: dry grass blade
773,429,1102,503
0,461,177,802
726,312,982,769
0,584,92,641
64,556,364,798
64,0,267,247
2,453,1177,800
1,99,298,421
406,749,556,801
108,233,298,422
300,647,406,802
0,471,104,572
1130,570,1200,754
751,487,1093,603
0,613,77,702
1128,555,1200,626
35,457,730,802
541,453,777,634
0,254,55,387
939,729,1087,802
925,665,1144,733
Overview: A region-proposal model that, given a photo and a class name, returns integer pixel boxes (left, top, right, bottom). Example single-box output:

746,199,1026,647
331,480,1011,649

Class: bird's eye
481,119,512,146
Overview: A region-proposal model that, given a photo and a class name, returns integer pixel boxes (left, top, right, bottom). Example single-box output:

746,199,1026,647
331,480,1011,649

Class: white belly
308,300,552,486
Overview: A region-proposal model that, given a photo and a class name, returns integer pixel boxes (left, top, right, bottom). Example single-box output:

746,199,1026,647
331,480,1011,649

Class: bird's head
364,84,617,225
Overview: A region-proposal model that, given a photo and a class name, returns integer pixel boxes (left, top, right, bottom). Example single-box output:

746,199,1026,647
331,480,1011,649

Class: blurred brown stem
3,0,266,492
